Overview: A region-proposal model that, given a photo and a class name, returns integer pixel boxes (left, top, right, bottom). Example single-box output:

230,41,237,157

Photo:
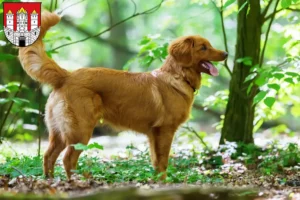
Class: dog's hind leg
63,128,93,180
43,130,66,178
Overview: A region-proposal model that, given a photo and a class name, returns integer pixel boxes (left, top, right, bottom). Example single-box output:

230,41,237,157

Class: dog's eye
201,45,207,51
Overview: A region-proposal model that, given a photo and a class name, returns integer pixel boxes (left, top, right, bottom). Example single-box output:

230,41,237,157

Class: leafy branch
210,0,232,77
52,0,164,51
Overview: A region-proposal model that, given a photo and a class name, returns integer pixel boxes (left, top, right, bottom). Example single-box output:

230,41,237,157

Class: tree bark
220,0,262,144
108,1,131,69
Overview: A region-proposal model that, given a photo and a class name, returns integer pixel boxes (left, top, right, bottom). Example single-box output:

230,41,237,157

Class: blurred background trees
0,0,299,145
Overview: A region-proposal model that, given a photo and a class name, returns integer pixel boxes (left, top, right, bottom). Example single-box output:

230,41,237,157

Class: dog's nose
223,52,228,58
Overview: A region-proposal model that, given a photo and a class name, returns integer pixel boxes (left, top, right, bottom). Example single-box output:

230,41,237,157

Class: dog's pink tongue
205,61,219,76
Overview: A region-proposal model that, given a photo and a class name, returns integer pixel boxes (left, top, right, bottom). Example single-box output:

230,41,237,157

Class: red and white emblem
3,2,41,47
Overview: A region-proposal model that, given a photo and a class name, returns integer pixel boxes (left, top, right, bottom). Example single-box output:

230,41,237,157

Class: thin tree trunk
220,0,262,144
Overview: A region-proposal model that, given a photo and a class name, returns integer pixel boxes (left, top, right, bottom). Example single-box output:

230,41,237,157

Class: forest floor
0,130,299,199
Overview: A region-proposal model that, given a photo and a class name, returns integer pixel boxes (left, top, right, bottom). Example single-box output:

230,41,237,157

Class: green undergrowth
0,142,299,184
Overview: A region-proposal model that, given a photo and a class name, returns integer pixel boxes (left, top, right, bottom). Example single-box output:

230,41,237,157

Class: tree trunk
109,1,131,69
220,0,262,144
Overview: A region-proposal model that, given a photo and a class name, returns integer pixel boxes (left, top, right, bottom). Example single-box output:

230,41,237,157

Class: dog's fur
18,12,227,179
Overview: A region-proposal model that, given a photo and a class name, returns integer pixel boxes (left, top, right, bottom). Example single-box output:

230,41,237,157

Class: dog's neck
159,56,201,92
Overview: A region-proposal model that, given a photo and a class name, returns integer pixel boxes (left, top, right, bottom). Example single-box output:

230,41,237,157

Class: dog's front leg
149,126,176,180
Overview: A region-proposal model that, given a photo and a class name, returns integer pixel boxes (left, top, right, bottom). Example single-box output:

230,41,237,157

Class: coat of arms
3,2,41,47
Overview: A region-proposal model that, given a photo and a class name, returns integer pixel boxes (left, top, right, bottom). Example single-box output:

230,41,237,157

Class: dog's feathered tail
19,12,70,88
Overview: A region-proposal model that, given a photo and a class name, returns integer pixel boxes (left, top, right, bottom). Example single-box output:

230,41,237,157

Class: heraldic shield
3,2,41,47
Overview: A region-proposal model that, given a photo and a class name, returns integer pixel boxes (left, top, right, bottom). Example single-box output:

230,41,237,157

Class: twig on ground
12,167,25,176
52,0,164,51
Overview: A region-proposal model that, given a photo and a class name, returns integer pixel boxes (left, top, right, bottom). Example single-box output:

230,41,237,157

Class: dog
18,12,227,180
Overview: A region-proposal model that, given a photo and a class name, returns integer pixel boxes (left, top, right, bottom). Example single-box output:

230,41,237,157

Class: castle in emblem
4,7,40,47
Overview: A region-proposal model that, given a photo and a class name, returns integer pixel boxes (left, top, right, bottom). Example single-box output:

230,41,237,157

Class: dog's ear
169,37,194,66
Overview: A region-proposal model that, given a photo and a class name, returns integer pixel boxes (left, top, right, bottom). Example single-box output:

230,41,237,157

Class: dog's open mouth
199,61,219,76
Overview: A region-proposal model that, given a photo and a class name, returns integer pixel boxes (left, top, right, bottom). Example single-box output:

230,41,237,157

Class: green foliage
0,156,43,177
259,143,300,175
0,53,16,62
123,35,168,70
72,142,104,151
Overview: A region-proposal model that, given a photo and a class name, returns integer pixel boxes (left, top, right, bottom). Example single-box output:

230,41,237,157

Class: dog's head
168,35,228,76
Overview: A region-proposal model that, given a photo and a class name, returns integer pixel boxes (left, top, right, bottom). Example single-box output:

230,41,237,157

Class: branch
130,0,137,15
264,5,300,22
210,0,232,76
182,126,208,149
106,0,113,24
193,103,221,118
57,0,86,15
60,18,137,55
259,0,280,67
261,0,274,18
52,0,164,51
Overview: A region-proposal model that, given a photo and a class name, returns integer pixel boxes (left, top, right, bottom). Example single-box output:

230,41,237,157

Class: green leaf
286,72,298,77
0,98,10,104
72,142,103,151
281,0,292,8
88,142,104,150
247,82,253,95
273,73,284,80
223,0,236,9
254,76,266,86
244,73,257,83
72,143,89,151
267,83,280,91
284,78,294,84
139,36,151,45
238,1,248,13
236,57,252,66
141,55,153,66
253,91,267,105
0,53,16,62
11,97,29,105
23,107,40,114
264,97,276,108
5,82,20,93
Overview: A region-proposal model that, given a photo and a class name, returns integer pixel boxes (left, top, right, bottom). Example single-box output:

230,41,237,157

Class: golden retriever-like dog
18,12,227,180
